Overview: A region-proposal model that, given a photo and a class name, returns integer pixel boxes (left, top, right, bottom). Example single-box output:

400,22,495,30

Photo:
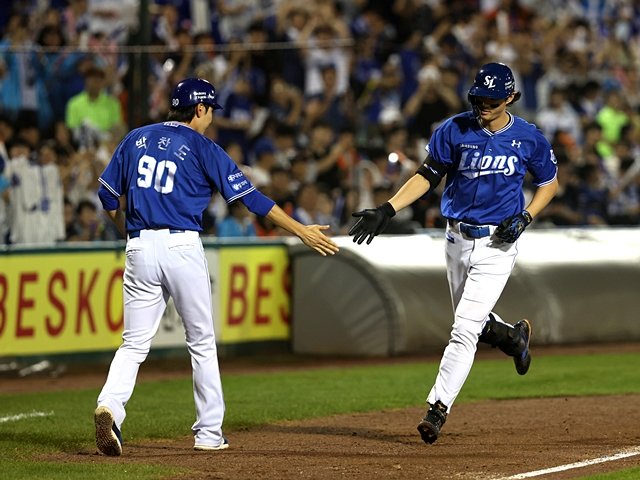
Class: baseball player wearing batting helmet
94,77,339,456
349,62,558,444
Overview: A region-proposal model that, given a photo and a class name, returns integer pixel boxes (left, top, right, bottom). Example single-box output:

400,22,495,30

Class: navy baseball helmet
171,78,222,110
468,62,521,103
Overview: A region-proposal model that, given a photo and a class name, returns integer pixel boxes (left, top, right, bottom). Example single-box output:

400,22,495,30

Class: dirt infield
59,395,640,480
5,343,640,479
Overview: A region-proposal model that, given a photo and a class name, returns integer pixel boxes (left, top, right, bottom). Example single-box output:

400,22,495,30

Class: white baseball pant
97,229,225,447
427,222,518,410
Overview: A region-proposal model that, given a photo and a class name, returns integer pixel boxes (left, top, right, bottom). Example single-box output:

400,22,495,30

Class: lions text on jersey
428,111,557,225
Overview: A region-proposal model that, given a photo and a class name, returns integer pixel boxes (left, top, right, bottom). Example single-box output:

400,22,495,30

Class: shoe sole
194,442,229,451
417,421,439,444
95,406,122,456
514,319,532,376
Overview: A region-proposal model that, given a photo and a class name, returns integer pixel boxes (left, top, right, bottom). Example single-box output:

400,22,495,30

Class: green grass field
1,351,639,480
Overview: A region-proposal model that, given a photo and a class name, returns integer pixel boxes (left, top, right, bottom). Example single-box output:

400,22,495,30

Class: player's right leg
96,232,167,454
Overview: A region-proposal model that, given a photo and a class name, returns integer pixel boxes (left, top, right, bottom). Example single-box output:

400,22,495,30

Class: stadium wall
1,228,638,359
290,228,640,356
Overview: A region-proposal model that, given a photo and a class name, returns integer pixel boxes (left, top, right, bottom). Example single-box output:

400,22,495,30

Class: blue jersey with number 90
99,121,256,232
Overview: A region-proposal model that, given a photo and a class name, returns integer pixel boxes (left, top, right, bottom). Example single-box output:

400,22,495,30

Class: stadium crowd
1,0,639,245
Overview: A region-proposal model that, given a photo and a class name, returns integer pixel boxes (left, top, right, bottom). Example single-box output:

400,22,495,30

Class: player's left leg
162,231,226,450
426,236,518,414
479,313,531,375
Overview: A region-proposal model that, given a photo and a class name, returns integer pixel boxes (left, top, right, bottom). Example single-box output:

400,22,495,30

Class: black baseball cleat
513,319,532,375
417,400,448,444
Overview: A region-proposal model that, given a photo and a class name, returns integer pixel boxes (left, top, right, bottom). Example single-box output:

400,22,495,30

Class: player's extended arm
387,174,431,212
349,174,431,245
495,177,559,243
266,204,339,256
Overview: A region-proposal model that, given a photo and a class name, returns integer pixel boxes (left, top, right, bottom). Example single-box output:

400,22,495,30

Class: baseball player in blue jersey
94,78,339,456
349,63,558,444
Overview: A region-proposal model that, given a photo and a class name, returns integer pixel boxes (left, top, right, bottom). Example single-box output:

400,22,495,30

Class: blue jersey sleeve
98,183,119,211
200,140,258,202
98,136,127,197
426,117,455,167
528,130,558,186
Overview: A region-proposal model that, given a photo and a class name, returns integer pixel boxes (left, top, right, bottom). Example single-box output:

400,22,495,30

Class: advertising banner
0,250,125,355
0,241,291,356
217,245,290,343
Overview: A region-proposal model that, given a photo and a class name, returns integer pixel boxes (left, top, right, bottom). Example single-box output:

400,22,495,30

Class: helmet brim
468,86,510,99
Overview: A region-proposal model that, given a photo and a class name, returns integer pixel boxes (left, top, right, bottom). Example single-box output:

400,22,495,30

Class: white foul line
0,411,54,424
495,446,640,479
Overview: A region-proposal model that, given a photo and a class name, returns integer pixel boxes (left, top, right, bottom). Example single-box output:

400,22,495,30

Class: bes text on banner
217,245,290,344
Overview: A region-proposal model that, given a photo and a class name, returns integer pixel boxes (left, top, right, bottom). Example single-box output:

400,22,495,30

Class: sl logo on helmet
484,76,496,88
172,99,179,106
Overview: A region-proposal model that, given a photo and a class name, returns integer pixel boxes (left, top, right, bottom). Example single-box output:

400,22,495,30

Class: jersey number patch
137,154,177,194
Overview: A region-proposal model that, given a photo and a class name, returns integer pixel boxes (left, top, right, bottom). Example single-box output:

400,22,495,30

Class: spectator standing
65,65,124,149
350,33,382,102
216,0,258,43
403,63,462,143
268,165,295,215
536,87,582,146
37,24,73,121
216,201,257,237
303,63,353,134
247,137,277,187
297,20,350,98
596,89,630,148
607,156,640,225
573,163,609,225
86,0,139,46
306,120,354,192
67,198,115,241
268,76,303,129
273,2,309,91
0,114,13,242
0,14,54,131
0,114,14,168
357,55,404,134
61,0,90,45
4,139,65,244
292,182,320,225
215,74,255,163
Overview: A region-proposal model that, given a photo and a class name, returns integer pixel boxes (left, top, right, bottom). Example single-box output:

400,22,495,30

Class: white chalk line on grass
0,411,54,424
494,446,640,479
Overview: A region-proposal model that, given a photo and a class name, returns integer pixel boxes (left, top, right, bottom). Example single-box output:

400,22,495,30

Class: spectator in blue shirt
216,201,257,237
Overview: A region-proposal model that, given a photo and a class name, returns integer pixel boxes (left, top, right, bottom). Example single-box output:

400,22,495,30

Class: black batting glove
494,210,533,243
348,202,396,245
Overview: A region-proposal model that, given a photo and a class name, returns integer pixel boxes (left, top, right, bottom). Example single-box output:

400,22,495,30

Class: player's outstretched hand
348,202,396,245
299,225,340,256
495,210,532,243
